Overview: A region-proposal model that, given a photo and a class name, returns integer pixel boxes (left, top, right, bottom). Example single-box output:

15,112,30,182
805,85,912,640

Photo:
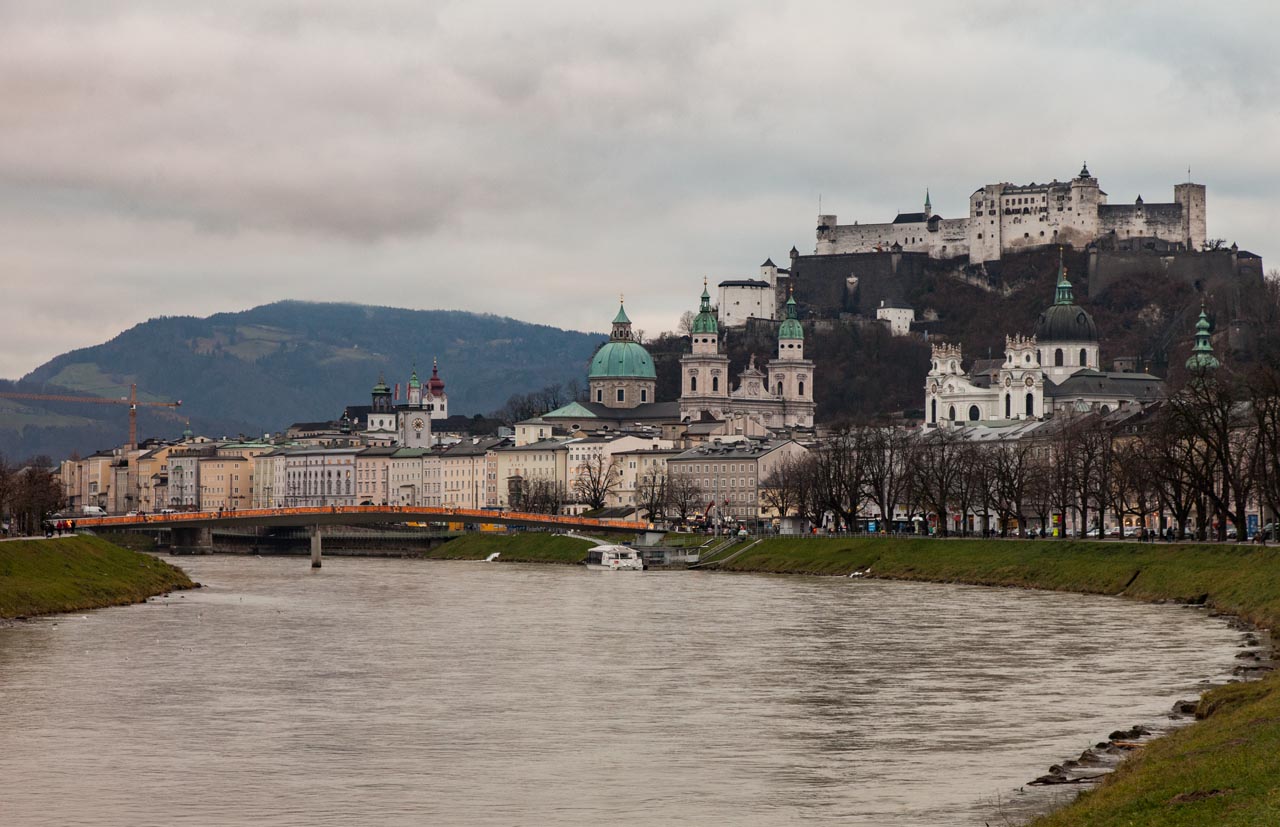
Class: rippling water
0,555,1242,826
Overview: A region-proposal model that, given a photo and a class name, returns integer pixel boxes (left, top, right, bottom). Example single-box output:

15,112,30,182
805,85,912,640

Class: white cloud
1,0,1278,377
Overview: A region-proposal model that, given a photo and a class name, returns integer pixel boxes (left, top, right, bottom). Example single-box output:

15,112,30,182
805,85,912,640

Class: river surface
0,555,1243,826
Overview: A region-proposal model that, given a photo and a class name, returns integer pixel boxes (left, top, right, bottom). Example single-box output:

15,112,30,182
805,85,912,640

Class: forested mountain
1,301,603,460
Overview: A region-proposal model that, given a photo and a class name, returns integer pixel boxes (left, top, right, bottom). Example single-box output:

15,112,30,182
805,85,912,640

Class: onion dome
372,373,391,395
692,279,718,335
589,300,657,379
1035,253,1098,342
778,293,803,340
1186,305,1220,371
427,358,446,396
407,367,421,389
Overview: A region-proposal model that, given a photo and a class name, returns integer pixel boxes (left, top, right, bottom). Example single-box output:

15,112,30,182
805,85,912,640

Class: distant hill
1,301,603,460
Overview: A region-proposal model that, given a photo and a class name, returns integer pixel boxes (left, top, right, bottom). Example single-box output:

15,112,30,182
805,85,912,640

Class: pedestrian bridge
75,505,649,567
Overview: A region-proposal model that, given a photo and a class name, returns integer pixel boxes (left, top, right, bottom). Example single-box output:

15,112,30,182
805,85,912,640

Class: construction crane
0,383,182,450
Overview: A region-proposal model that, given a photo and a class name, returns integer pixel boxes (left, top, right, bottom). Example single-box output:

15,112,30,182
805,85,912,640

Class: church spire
1054,248,1075,305
692,277,719,335
924,188,932,218
1186,304,1220,371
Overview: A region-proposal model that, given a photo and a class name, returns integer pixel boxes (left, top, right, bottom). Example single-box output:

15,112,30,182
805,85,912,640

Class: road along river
0,556,1244,826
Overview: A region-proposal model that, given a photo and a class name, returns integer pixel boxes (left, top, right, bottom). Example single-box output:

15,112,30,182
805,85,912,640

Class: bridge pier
171,526,213,554
310,525,323,568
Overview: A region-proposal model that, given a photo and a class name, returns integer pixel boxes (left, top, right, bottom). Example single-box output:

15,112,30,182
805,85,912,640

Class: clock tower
399,409,432,448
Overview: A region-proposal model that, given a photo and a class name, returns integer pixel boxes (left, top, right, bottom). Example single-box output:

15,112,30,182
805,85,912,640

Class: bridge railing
73,505,650,532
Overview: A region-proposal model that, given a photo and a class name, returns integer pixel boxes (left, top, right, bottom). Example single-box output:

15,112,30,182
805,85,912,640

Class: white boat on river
584,545,645,571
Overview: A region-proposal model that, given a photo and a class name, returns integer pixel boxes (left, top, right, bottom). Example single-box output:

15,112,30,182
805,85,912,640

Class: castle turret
924,188,932,219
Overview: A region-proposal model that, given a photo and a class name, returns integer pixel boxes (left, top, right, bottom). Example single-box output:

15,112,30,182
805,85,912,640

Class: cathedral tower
679,281,731,421
766,293,816,428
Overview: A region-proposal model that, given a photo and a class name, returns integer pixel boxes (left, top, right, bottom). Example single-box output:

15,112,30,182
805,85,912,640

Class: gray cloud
2,0,1278,379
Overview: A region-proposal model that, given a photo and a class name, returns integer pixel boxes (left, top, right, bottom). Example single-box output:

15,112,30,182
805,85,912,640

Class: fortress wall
1087,249,1253,299
1098,203,1185,245
818,218,970,258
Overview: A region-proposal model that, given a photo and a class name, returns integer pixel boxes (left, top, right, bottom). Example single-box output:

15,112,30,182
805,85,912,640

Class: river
0,555,1243,826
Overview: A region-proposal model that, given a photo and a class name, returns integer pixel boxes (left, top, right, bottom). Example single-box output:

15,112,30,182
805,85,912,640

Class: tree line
757,362,1280,541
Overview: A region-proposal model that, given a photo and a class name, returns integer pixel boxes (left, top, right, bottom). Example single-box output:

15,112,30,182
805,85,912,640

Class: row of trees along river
756,361,1280,541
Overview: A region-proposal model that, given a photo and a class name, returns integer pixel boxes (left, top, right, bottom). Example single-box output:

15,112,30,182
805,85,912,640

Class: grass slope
0,535,194,618
426,532,595,564
722,537,1280,628
1033,679,1280,826
718,536,1280,827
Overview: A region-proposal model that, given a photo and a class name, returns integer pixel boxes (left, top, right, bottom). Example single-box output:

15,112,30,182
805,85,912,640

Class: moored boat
584,545,645,571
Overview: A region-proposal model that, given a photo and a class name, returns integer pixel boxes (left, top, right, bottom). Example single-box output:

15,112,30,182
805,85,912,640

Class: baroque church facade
925,255,1163,428
679,282,816,429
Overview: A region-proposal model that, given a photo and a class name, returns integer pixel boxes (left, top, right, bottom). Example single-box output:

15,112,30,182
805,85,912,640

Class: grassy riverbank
721,537,1280,629
0,535,194,618
426,532,595,563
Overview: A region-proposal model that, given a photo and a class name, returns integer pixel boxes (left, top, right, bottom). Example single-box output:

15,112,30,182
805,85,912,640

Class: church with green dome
587,300,658,409
679,281,816,429
924,251,1164,428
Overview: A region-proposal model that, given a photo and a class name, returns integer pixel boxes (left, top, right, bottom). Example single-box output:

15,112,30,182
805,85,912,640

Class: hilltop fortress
816,165,1206,262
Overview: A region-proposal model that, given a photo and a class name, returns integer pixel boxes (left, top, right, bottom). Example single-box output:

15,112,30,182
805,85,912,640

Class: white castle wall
821,173,1207,263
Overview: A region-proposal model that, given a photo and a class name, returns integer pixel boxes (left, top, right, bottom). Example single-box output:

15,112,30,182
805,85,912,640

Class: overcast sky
3,0,1278,379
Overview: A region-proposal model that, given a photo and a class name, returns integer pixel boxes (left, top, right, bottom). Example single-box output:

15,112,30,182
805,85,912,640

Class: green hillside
2,301,604,460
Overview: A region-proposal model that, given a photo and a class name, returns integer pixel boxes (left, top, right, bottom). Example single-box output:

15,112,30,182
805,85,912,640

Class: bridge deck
74,505,649,533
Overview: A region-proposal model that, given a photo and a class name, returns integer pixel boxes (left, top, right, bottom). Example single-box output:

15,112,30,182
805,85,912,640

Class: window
776,381,784,396
712,376,719,392
1054,349,1064,367
1005,394,1011,418
1079,348,1088,367
798,380,805,397
1025,393,1035,416
596,389,603,403
690,376,698,392
640,389,648,403
931,399,937,423
616,388,625,403
968,405,980,421
948,406,956,421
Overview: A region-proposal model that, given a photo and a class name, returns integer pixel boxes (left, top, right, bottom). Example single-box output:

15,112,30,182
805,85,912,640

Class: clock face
1024,376,1035,387
1004,376,1012,388
412,417,425,432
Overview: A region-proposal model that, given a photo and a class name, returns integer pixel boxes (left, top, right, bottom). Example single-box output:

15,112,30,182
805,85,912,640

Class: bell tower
679,279,731,421
765,292,816,427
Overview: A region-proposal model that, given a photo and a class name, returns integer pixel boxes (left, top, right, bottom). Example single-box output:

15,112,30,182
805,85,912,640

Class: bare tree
677,310,697,337
862,426,916,533
988,440,1039,537
665,472,703,525
759,454,806,523
913,429,964,536
572,453,621,510
637,470,668,523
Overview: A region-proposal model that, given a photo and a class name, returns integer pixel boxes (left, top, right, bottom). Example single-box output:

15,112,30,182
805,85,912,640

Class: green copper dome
692,282,718,335
590,300,657,379
589,341,657,379
372,373,391,395
778,294,803,340
407,368,421,389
